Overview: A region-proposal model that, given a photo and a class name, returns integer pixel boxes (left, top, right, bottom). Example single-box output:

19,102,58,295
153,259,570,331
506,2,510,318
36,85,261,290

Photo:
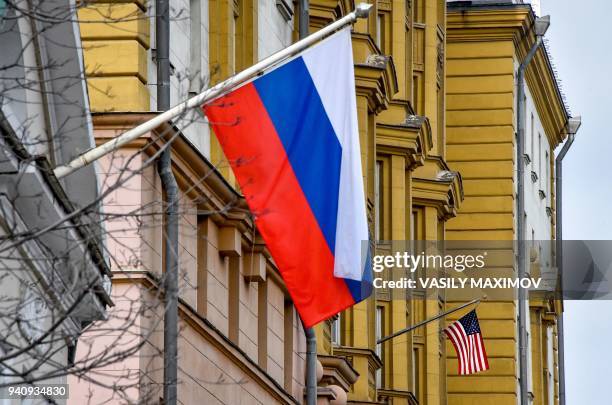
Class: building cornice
318,354,360,392
522,47,569,147
376,115,433,169
353,53,397,113
91,112,280,269
113,271,300,405
91,113,244,218
447,5,570,147
412,158,464,220
447,7,532,42
333,346,383,369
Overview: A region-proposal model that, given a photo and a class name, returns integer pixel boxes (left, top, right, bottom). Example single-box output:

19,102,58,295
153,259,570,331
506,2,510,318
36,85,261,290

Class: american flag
444,309,489,375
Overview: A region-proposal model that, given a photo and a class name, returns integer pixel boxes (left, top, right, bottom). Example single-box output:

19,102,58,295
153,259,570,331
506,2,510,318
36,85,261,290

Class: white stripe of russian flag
301,28,370,282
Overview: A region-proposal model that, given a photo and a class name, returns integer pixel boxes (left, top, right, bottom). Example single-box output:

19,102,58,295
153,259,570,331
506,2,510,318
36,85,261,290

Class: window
546,326,555,405
545,151,549,197
437,83,444,155
376,14,382,49
376,12,388,53
231,1,238,74
375,306,384,388
411,211,416,241
375,161,382,240
410,210,419,263
530,113,535,159
189,0,202,94
331,313,341,346
413,73,423,114
415,0,424,23
525,311,534,395
538,133,542,187
413,347,420,398
531,229,536,270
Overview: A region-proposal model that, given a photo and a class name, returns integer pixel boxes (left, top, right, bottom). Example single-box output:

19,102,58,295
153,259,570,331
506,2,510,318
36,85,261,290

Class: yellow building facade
309,1,461,404
74,1,572,404
446,2,570,405
77,0,462,403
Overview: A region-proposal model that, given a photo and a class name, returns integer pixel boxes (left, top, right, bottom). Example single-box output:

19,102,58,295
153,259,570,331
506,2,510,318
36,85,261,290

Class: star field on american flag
444,309,489,375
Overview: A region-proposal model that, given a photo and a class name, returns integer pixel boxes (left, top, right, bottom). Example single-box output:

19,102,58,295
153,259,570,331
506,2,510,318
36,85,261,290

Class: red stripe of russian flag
203,83,357,327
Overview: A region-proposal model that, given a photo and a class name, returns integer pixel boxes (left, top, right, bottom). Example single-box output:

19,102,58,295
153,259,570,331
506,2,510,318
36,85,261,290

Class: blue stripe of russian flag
204,29,372,327
254,58,342,255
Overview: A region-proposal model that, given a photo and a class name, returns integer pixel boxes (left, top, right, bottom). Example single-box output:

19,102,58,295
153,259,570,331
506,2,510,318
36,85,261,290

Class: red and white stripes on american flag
444,309,489,375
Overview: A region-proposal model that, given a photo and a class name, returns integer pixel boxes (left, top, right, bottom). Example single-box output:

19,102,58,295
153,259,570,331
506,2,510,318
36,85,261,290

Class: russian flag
203,28,372,328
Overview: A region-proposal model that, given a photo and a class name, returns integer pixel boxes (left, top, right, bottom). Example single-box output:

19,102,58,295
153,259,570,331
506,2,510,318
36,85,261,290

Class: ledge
318,354,360,392
332,346,383,373
377,115,433,169
413,158,465,219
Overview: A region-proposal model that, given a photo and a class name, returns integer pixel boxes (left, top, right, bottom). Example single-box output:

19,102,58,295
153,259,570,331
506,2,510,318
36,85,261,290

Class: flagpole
304,322,317,405
376,297,483,345
53,3,374,179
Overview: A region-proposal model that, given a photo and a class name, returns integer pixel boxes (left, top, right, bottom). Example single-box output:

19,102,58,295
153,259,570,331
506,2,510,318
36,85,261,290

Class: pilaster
79,2,150,111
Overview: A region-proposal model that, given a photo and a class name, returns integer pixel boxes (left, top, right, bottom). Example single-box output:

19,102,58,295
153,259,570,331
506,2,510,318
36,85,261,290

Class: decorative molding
352,33,398,113
334,346,383,370
412,158,465,219
378,0,392,12
243,252,267,282
219,226,242,257
365,54,390,69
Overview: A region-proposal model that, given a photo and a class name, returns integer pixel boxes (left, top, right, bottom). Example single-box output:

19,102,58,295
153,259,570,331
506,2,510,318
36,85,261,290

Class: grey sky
540,0,612,403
